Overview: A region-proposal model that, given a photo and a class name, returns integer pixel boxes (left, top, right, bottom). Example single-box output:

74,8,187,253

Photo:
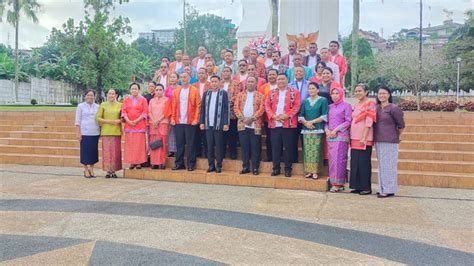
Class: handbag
149,139,163,150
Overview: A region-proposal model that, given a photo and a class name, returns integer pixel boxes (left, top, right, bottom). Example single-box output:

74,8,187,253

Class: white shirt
208,91,218,127
175,62,182,70
160,75,167,87
223,82,229,92
197,58,205,69
272,64,279,70
75,102,100,136
179,87,189,124
307,55,318,69
275,90,287,127
326,61,340,83
270,84,277,91
243,91,255,128
239,73,248,82
288,54,294,68
199,83,206,98
264,58,273,67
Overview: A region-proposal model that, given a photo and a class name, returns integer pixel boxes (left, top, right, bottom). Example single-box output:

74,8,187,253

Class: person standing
326,87,352,192
75,90,100,178
218,49,238,75
309,61,327,85
164,72,180,157
320,48,340,84
298,82,328,179
153,62,170,88
199,75,229,173
169,50,184,72
192,46,207,70
193,68,210,158
303,42,321,69
221,66,240,159
286,54,313,82
96,89,122,178
258,69,279,162
374,85,405,198
267,51,288,75
329,40,348,87
281,41,297,67
148,84,172,170
265,74,301,177
234,76,265,175
350,84,376,195
249,48,267,79
122,83,149,170
258,44,274,67
171,72,201,171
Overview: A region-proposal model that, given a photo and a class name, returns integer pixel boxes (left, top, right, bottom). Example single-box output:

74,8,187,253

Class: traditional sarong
328,140,349,186
150,133,168,166
101,136,122,172
323,134,329,160
302,133,323,173
375,142,399,194
124,132,147,164
80,135,99,165
168,125,177,152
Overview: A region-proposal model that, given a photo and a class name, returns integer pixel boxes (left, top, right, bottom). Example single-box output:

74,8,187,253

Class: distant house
138,29,176,44
395,19,462,48
358,30,391,52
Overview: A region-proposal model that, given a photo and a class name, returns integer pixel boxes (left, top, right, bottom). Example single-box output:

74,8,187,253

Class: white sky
0,0,472,49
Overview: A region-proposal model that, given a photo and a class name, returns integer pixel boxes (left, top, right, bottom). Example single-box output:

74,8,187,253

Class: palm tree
271,0,279,40
351,0,359,94
0,0,40,102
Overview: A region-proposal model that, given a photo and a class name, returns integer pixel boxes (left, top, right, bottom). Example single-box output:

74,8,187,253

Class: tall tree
351,0,359,94
342,35,376,89
271,0,279,40
0,0,40,102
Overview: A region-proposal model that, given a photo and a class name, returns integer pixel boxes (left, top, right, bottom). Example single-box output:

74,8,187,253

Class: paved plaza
1,164,473,265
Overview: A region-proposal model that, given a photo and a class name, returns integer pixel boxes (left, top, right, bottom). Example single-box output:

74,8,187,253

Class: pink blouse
350,100,375,147
148,96,171,135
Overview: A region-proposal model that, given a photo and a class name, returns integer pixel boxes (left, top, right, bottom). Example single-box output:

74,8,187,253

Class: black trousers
239,128,261,170
174,124,197,168
349,146,373,191
206,128,224,168
270,127,297,171
194,126,207,157
264,122,272,161
224,119,238,158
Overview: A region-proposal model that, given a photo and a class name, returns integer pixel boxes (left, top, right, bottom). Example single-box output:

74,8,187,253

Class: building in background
138,29,176,44
393,19,462,49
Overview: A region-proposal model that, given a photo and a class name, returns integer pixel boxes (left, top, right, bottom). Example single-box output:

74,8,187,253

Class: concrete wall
0,78,82,105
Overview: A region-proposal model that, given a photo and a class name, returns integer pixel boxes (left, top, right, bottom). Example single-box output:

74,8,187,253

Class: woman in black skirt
75,90,100,178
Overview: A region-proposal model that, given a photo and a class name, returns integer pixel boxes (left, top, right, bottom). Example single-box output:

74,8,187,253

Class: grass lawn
0,105,76,111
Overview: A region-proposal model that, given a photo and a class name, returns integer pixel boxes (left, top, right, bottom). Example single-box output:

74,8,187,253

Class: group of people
75,40,405,198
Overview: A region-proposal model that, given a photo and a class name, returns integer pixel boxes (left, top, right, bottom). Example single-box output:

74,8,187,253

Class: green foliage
30,99,37,105
0,52,28,81
69,98,78,106
342,35,376,89
173,4,236,57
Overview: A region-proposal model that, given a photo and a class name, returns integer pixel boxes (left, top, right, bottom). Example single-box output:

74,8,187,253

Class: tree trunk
14,14,20,102
417,0,423,111
271,0,279,40
351,0,359,94
97,72,103,103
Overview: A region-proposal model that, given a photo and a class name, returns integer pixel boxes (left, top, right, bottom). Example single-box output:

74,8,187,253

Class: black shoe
159,164,166,169
284,170,292,177
151,165,159,170
111,173,118,178
105,173,111,178
168,152,175,157
188,167,194,171
377,193,395,198
359,190,372,195
142,162,150,168
253,169,259,175
129,165,135,170
350,189,361,194
240,168,250,174
172,165,185,170
216,168,222,173
271,170,280,176
207,167,216,173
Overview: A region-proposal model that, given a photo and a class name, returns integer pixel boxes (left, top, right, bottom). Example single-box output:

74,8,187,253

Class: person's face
272,53,280,64
182,56,191,66
331,88,340,102
180,72,190,85
160,63,168,74
238,61,248,73
198,69,207,81
378,89,390,103
322,69,332,82
246,77,256,91
277,75,288,88
309,44,317,55
130,85,140,96
220,50,226,59
295,67,304,80
316,63,324,74
205,53,213,62
170,74,178,85
268,71,277,83
320,49,328,60
85,91,95,103
155,86,164,97
250,50,258,61
161,58,170,64
175,50,183,60
248,65,256,77
222,68,231,79
210,78,220,89
107,90,116,102
184,66,192,76
242,47,250,57
288,42,296,53
293,56,302,67
329,43,339,53
308,84,318,97
266,46,274,56
147,83,155,93
355,86,368,100
206,62,214,73
224,52,233,63
198,47,206,57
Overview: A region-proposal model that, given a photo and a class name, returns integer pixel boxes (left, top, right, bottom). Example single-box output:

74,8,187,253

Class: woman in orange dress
148,84,172,169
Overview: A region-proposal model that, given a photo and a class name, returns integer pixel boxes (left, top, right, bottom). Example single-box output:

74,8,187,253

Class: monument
237,0,339,56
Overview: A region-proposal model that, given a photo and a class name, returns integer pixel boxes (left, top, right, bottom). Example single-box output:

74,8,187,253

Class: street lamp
456,57,461,104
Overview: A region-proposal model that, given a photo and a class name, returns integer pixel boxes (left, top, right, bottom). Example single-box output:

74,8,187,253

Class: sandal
111,173,118,178
305,173,313,179
83,170,91,178
312,174,319,180
129,165,136,170
88,169,96,178
330,186,344,193
105,173,111,178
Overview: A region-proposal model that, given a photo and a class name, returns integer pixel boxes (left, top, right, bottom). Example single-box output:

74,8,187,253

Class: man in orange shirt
192,46,207,70
258,68,278,162
249,48,267,79
329,40,347,87
169,50,183,72
171,72,201,171
192,68,210,158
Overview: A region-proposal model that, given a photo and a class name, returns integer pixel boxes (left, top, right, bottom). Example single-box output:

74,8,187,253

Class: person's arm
192,89,201,125
75,105,82,141
222,91,230,131
253,93,265,120
96,104,105,125
233,93,244,120
393,106,406,140
312,98,328,124
284,90,301,119
360,103,375,145
199,92,207,126
264,91,275,120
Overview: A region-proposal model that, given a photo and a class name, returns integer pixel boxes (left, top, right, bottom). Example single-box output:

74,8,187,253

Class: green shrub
70,98,78,107
30,99,38,106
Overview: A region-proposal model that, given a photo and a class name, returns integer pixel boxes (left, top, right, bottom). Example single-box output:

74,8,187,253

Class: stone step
372,158,473,174
0,120,74,127
401,133,474,142
403,125,474,134
399,141,474,152
0,131,77,140
371,169,474,189
387,149,474,162
0,125,77,133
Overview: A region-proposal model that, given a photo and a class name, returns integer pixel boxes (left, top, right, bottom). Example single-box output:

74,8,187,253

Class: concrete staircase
0,111,473,190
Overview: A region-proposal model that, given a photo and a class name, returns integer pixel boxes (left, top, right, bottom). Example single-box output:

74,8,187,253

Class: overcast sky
0,0,472,49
